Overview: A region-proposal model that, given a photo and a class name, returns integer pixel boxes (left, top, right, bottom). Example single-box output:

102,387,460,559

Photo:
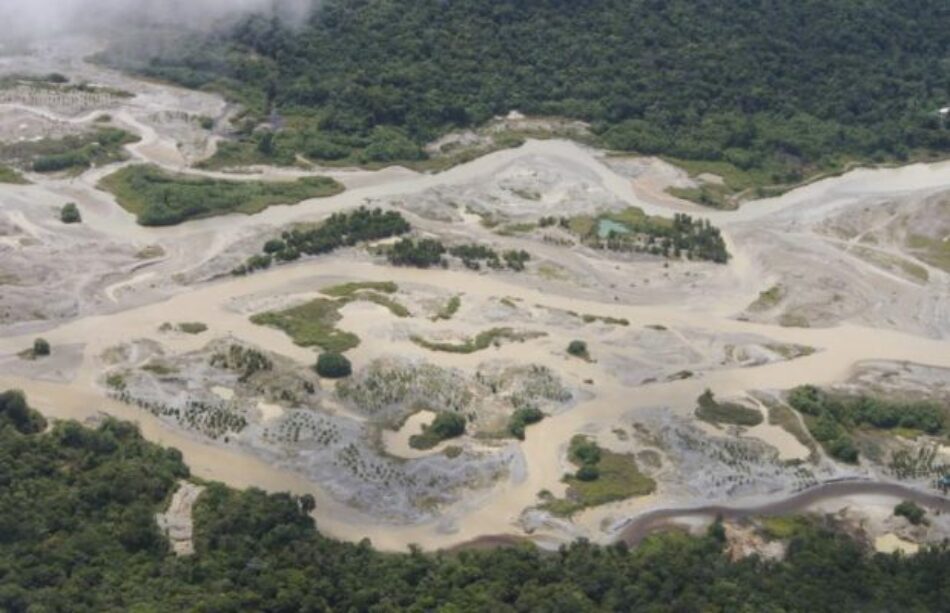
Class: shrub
569,436,602,466
894,500,927,526
508,407,545,440
429,412,466,439
60,202,82,224
315,352,352,379
263,239,287,254
409,411,466,450
575,465,600,481
388,238,446,268
567,340,589,358
32,338,51,357
826,435,859,464
0,389,46,433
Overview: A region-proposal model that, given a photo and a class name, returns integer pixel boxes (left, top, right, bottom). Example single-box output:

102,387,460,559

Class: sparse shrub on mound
315,352,352,379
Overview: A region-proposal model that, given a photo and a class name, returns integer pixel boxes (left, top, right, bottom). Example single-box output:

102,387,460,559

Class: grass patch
906,234,950,273
537,263,569,281
251,298,359,353
176,322,208,335
99,164,344,226
760,515,813,540
355,291,411,318
495,222,537,236
748,284,785,312
580,313,629,326
320,281,398,297
135,245,166,260
663,157,868,210
852,246,929,283
695,390,763,427
319,281,410,317
105,372,127,390
763,343,815,360
433,295,462,321
664,158,782,209
542,435,656,516
410,328,544,354
141,361,178,376
779,312,811,328
0,165,28,184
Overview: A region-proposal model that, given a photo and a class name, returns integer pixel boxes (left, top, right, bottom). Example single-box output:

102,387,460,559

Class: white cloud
0,0,311,39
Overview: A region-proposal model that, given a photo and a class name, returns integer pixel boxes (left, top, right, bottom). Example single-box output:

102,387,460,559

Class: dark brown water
619,480,950,545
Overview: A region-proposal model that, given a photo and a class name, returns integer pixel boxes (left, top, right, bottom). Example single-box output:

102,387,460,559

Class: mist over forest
0,0,312,42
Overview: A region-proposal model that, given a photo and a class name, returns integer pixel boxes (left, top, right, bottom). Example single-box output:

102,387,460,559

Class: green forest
110,0,950,187
2,389,950,611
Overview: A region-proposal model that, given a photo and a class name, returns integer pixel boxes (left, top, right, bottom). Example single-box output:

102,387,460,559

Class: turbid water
2,254,948,549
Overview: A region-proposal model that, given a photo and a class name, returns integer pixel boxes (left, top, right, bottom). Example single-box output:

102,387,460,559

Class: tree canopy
117,0,950,176
1,390,950,611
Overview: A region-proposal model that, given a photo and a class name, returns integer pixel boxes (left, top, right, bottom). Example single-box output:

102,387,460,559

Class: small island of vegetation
98,164,343,226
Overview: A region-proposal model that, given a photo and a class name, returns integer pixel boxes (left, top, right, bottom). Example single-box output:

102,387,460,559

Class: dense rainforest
114,0,950,182
2,389,950,612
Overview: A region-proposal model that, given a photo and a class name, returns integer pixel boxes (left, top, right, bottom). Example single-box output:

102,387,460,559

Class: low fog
0,0,312,41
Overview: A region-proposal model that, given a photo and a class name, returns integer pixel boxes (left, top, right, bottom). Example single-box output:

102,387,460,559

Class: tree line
109,0,950,178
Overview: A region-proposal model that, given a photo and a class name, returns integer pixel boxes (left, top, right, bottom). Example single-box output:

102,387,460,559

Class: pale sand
211,386,234,401
257,401,284,422
743,421,810,461
874,533,920,555
3,256,950,550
